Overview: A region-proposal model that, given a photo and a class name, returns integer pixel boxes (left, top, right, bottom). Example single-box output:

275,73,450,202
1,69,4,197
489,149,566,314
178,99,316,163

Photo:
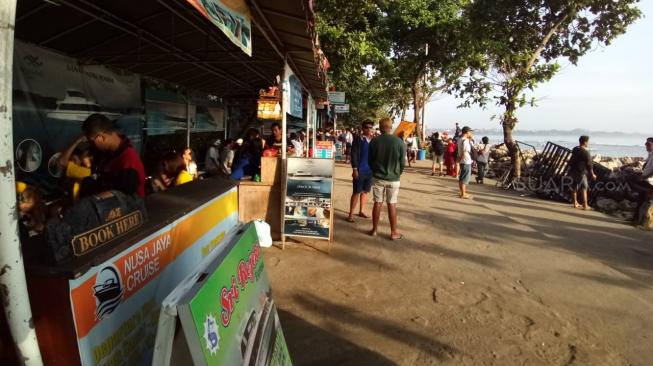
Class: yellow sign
394,121,417,139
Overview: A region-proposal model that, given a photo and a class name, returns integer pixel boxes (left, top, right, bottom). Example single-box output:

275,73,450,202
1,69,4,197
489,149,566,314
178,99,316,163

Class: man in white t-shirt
204,139,221,176
456,126,474,199
220,139,237,175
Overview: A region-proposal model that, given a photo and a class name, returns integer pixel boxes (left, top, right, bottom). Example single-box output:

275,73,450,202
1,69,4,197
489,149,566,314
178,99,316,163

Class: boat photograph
46,89,122,121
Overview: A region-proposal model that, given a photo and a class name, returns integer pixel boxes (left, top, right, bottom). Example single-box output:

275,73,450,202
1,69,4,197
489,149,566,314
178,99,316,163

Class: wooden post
280,57,288,249
186,92,191,148
306,95,311,157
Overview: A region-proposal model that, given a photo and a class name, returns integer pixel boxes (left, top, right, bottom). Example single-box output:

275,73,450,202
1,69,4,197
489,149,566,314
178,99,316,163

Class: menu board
314,141,334,159
283,158,334,239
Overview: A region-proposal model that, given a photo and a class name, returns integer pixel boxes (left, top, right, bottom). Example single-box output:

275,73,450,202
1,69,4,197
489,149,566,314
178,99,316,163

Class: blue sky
420,0,653,133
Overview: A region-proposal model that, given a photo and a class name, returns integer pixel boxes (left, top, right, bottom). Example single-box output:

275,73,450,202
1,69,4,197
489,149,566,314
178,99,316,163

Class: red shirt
97,137,146,197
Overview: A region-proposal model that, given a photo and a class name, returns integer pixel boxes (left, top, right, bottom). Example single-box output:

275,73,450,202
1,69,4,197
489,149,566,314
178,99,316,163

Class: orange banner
70,190,238,338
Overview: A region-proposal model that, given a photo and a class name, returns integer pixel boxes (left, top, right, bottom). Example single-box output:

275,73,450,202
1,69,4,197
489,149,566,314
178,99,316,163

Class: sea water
477,134,649,158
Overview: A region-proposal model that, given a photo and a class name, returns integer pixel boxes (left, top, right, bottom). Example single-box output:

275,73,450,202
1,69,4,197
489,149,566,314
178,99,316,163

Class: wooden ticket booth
1,0,328,362
20,180,239,365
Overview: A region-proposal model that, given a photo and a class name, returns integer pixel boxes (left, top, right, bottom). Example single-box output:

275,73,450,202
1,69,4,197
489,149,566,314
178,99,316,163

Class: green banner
183,224,292,365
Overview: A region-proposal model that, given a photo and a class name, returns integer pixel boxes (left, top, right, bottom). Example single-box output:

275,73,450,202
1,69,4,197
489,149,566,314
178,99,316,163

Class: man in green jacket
368,117,406,240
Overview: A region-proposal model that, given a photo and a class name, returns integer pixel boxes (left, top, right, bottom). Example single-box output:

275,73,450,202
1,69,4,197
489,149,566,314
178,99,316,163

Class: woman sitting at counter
182,147,198,180
157,151,194,189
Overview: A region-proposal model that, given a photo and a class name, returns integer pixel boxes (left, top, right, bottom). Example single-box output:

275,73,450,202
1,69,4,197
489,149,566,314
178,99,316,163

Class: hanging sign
334,104,350,114
283,158,334,239
327,91,345,105
288,75,303,118
314,141,334,159
186,0,252,56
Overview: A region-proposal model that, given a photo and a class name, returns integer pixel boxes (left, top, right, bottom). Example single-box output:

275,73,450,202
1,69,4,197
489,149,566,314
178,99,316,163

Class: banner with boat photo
12,40,142,190
144,87,225,136
283,158,334,239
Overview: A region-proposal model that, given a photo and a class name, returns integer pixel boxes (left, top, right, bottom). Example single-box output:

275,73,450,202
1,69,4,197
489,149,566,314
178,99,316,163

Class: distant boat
289,171,322,181
47,89,122,121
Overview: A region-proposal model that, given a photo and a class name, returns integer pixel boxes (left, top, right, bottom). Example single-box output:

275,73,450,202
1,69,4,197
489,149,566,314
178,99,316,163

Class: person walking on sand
347,119,375,222
369,117,406,240
457,126,474,199
567,135,597,210
430,132,445,176
475,136,491,184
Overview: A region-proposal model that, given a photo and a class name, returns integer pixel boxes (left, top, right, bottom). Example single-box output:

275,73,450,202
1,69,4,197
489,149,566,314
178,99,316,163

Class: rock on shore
486,145,650,228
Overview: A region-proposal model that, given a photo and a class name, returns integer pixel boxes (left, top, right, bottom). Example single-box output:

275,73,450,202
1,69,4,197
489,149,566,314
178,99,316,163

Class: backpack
431,139,444,155
469,141,478,162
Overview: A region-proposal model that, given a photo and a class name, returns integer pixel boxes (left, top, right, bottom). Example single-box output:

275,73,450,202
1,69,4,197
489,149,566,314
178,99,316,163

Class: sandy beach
264,160,653,366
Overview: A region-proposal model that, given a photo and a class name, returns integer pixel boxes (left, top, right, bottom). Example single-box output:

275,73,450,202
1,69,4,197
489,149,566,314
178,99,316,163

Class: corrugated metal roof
14,0,328,99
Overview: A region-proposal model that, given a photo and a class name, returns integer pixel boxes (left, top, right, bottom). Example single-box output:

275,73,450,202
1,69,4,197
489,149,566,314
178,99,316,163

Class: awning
14,0,328,99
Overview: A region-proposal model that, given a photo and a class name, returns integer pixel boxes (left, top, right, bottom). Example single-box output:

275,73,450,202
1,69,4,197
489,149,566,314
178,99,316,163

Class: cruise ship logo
23,54,42,67
93,265,124,320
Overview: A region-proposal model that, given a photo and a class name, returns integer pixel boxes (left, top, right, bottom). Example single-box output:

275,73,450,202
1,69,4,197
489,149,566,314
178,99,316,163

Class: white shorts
372,179,400,204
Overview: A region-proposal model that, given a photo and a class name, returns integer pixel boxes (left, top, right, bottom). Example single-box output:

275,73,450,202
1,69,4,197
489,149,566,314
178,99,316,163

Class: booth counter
21,178,239,365
238,157,283,241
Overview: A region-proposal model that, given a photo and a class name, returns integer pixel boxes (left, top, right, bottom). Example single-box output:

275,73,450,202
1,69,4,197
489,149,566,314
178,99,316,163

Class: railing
531,142,615,204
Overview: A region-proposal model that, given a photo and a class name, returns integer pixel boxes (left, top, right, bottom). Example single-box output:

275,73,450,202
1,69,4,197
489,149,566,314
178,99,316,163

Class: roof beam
87,50,249,60
75,10,169,57
156,0,272,84
57,0,251,90
249,0,313,95
258,6,306,23
40,17,97,46
16,3,50,22
91,60,279,66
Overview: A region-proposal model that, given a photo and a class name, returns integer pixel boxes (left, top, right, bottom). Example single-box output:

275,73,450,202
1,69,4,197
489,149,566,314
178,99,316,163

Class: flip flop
346,216,355,223
391,234,404,241
460,194,473,199
358,213,370,219
368,230,378,237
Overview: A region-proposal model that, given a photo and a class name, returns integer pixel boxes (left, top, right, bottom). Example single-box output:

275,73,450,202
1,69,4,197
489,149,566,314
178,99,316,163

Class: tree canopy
315,0,642,153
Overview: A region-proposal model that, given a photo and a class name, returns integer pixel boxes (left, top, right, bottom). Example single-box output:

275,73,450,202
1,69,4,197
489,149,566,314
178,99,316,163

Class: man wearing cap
457,126,474,199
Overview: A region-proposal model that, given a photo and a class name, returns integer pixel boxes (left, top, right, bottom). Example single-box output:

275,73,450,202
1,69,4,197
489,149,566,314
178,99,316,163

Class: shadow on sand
287,292,457,363
278,308,398,366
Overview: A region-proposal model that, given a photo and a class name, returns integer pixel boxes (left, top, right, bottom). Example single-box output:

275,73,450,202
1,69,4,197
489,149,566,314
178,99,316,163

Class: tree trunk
502,105,521,179
412,81,423,140
400,106,407,122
